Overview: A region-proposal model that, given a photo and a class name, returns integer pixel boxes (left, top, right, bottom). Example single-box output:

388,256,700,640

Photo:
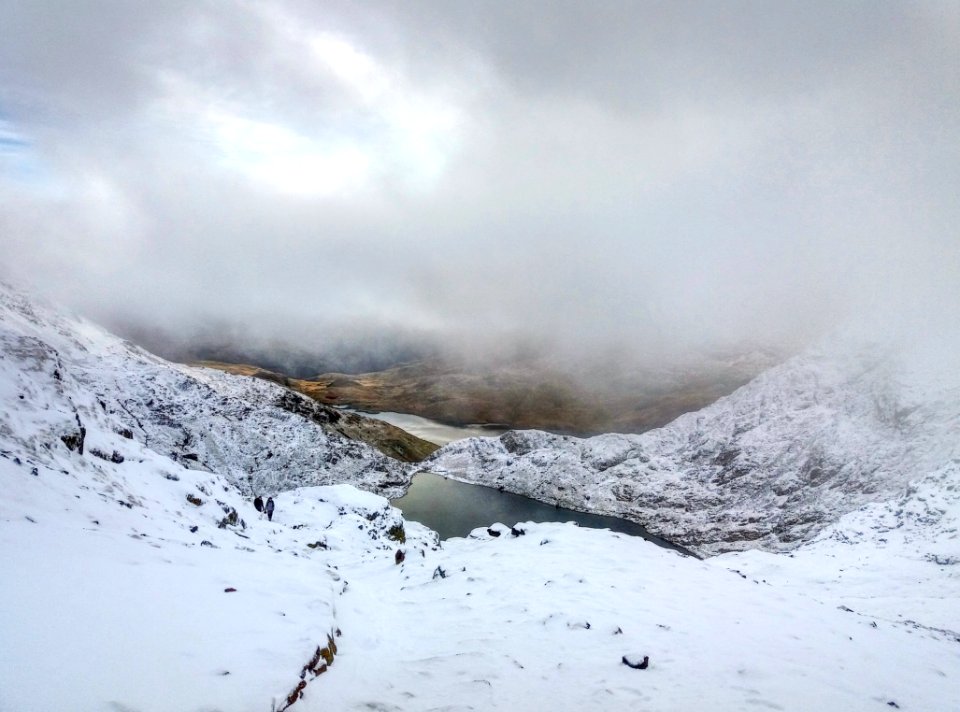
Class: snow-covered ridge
426,337,960,555
0,282,411,498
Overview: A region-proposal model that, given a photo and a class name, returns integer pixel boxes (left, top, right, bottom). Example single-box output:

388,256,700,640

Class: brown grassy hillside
197,355,776,437
192,362,439,462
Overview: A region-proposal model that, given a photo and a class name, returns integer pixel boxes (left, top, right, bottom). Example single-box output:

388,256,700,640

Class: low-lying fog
1,2,957,379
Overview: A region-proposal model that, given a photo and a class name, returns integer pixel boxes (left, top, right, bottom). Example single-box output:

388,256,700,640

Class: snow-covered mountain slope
0,283,412,499
718,460,960,633
426,339,960,555
2,286,958,710
0,444,436,712
320,518,959,712
6,445,958,712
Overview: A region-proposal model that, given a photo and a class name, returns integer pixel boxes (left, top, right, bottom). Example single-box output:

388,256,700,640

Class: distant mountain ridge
198,350,778,437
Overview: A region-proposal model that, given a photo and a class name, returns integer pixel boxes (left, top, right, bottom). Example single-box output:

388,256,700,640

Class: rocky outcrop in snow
425,340,960,555
0,284,411,498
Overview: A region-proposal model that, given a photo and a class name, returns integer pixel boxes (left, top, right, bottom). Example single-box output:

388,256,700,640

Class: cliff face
426,339,960,555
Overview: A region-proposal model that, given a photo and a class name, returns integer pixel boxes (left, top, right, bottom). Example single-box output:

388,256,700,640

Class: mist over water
343,409,508,446
1,2,957,376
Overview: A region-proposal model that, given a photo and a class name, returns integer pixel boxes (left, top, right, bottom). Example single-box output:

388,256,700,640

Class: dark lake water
392,472,695,556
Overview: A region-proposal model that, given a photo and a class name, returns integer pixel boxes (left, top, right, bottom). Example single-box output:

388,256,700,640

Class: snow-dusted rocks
0,283,411,499
717,460,960,633
426,340,960,555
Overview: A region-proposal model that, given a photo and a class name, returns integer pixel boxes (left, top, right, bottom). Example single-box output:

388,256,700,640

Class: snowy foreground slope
2,286,959,711
426,340,960,554
3,447,959,712
0,454,426,712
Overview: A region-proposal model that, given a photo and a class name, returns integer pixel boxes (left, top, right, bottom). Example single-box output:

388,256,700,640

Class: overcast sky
1,1,957,370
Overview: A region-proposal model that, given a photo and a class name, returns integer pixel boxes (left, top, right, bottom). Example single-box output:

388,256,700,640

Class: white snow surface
426,338,960,555
718,460,960,634
0,454,422,712
2,285,959,711
3,445,959,711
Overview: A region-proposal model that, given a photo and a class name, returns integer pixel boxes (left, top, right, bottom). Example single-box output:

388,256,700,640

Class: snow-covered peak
426,337,960,555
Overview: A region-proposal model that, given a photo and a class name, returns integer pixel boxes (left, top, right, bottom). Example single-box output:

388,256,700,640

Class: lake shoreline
393,471,699,559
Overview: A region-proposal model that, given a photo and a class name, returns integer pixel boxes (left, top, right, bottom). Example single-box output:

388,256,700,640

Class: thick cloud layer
1,1,957,370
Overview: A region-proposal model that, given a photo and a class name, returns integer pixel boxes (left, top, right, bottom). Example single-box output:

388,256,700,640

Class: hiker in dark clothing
265,497,275,522
254,496,264,512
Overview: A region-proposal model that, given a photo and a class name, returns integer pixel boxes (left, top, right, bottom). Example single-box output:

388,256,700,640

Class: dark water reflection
392,472,694,556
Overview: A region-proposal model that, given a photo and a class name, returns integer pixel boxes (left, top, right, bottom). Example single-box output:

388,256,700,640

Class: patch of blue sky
0,134,28,150
0,116,27,148
0,116,52,188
